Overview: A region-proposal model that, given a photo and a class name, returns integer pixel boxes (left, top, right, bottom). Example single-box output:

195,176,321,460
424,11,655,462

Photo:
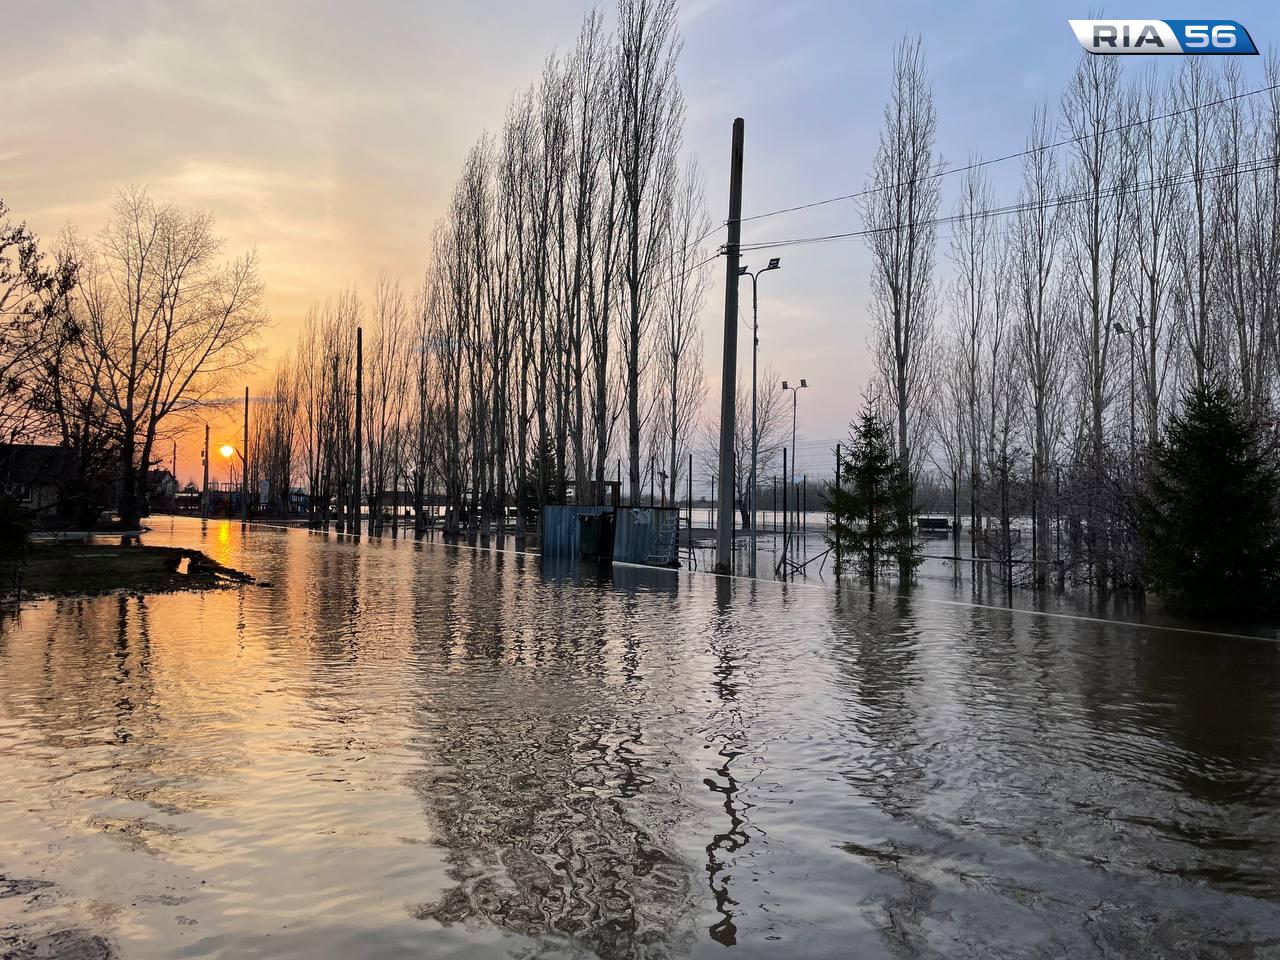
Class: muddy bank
4,544,258,600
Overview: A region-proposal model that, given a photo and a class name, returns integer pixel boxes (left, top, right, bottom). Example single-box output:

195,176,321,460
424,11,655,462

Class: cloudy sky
4,0,1277,483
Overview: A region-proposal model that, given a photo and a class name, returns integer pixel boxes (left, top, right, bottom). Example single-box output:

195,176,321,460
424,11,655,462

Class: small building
146,469,179,512
0,443,77,522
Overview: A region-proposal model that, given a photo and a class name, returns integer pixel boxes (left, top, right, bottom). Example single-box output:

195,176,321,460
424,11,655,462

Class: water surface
2,517,1279,958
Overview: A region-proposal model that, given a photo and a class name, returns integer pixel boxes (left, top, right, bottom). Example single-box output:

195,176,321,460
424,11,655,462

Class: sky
4,0,1279,486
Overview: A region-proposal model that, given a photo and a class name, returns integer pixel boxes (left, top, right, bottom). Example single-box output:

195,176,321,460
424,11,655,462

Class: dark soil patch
4,544,257,600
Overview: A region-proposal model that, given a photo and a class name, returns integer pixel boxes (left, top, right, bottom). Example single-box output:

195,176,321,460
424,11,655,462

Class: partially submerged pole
833,443,841,572
354,326,363,539
241,386,249,524
714,118,744,576
688,452,694,567
782,447,788,570
201,423,209,521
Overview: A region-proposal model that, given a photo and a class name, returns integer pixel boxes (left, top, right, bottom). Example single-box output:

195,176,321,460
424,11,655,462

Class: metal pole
1055,463,1061,580
749,272,759,577
783,389,793,563
354,326,363,539
1032,453,1039,586
952,461,958,565
1129,332,1136,453
802,474,807,564
201,423,209,520
782,447,788,568
714,117,744,576
241,385,249,524
834,444,842,572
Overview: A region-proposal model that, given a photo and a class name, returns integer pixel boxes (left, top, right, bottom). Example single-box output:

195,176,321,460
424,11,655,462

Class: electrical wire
735,80,1280,227
736,151,1280,254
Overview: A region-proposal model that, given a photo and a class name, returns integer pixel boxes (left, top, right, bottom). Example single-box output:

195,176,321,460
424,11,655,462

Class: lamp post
1112,319,1138,453
781,378,807,565
739,257,782,578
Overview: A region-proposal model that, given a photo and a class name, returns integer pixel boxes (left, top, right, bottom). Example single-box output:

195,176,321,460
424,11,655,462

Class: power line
735,80,1280,228
736,151,1280,254
680,248,720,278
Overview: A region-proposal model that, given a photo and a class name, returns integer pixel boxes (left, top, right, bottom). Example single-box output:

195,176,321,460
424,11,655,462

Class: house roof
0,443,78,486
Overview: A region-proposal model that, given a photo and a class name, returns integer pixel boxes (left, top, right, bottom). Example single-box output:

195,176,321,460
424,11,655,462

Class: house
146,469,179,512
0,443,78,521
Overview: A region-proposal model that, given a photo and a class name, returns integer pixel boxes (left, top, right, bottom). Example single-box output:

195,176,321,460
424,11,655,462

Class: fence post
833,444,841,572
782,449,788,569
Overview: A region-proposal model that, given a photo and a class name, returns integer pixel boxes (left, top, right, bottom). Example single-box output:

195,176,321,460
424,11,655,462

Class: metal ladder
645,512,679,566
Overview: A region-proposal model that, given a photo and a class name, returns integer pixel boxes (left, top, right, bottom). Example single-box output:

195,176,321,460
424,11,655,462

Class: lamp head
766,257,781,271
781,380,789,391
738,265,749,276
800,378,808,389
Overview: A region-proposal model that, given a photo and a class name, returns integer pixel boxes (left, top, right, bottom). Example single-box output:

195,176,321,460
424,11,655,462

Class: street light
738,257,782,577
1112,318,1139,453
781,377,807,566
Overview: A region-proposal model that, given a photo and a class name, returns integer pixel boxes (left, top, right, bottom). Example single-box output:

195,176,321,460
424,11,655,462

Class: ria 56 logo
1070,19,1258,55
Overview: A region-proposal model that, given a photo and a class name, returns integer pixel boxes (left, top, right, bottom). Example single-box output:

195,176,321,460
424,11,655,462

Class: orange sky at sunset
7,1,1164,488
6,3,639,484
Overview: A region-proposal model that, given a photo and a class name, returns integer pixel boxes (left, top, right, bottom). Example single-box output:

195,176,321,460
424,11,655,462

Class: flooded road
2,517,1280,959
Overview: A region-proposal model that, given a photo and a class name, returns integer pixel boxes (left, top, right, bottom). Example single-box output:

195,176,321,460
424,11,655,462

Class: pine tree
825,409,920,579
1141,386,1280,618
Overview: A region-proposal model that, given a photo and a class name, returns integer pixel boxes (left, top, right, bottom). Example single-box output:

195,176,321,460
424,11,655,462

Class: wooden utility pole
241,385,249,524
714,118,744,576
354,326,363,539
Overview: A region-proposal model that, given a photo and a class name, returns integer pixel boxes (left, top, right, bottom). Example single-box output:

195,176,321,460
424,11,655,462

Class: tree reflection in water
408,558,700,959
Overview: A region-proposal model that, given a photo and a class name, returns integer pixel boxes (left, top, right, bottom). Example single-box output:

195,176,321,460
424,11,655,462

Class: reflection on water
2,517,1280,958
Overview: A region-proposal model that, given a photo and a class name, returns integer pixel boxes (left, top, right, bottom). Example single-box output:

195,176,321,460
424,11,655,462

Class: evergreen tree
1141,386,1280,618
825,409,920,579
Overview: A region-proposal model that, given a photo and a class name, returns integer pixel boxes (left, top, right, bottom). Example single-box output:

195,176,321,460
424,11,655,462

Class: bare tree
0,201,77,446
74,188,265,529
861,35,942,501
364,273,410,534
615,0,683,503
1170,59,1223,393
948,162,995,556
1012,106,1067,570
1061,53,1134,586
1128,71,1180,447
652,159,710,504
251,359,297,516
700,368,788,528
1217,60,1274,413
296,290,359,530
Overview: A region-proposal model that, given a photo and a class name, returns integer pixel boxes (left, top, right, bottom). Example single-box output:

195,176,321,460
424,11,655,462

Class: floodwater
2,518,1279,959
